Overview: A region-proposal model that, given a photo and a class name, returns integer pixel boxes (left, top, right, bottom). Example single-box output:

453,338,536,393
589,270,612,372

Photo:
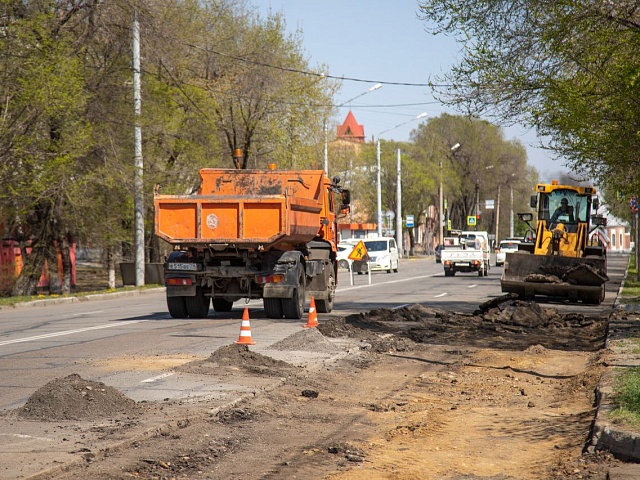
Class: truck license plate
456,262,469,267
168,263,198,271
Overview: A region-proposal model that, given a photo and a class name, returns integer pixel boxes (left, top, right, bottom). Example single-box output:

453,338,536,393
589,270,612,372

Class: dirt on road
6,297,633,479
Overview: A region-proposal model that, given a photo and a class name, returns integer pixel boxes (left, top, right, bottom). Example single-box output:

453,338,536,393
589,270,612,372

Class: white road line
468,284,478,288
0,320,147,347
392,304,411,310
71,310,104,316
338,273,439,292
141,372,175,383
434,293,448,298
0,433,55,441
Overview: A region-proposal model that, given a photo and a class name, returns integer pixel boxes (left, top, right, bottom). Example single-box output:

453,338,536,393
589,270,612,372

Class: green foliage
621,254,640,303
0,0,335,287
418,0,640,196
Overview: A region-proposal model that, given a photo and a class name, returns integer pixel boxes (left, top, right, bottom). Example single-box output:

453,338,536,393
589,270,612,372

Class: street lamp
441,143,460,245
376,112,428,237
324,83,382,173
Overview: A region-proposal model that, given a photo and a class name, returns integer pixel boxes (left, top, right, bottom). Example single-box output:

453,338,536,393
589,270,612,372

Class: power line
184,41,452,88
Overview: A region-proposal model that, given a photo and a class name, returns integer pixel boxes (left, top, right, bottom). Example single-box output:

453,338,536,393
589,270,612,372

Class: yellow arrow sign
347,240,369,261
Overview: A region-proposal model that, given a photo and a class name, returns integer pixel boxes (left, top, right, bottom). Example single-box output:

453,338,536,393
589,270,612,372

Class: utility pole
376,140,383,236
445,143,461,242
475,182,480,232
495,184,501,246
510,183,514,238
396,149,402,257
133,9,145,286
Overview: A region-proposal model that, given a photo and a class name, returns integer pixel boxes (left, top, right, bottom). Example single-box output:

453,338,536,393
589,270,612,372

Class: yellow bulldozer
501,180,608,305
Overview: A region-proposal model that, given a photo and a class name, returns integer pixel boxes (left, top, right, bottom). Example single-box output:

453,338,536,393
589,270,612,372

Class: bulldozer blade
501,252,607,304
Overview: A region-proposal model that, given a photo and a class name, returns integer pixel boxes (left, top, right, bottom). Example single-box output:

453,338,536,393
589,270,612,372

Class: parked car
435,244,443,263
495,239,521,266
352,237,400,274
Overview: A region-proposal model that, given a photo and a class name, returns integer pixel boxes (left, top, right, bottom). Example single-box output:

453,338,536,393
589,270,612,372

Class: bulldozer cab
531,182,597,257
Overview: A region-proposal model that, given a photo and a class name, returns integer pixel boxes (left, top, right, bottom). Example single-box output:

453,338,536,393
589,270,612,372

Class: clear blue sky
254,0,570,180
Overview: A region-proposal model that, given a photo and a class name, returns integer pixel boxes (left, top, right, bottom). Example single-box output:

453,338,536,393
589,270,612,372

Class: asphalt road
0,254,627,412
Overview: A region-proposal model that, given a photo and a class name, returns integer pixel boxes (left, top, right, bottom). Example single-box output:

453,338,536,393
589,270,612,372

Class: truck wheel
478,268,483,277
316,273,335,314
484,262,489,276
167,296,188,318
444,270,454,277
393,260,399,273
264,298,283,318
186,286,210,319
212,298,233,312
283,270,305,319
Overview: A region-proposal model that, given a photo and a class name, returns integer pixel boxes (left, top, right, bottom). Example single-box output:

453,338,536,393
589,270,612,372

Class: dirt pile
176,343,299,377
319,298,608,352
270,325,342,353
18,373,139,421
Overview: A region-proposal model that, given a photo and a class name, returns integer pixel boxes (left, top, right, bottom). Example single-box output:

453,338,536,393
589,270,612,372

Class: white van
352,237,399,273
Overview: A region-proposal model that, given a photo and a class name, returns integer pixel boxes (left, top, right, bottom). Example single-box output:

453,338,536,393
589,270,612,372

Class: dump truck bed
154,169,327,249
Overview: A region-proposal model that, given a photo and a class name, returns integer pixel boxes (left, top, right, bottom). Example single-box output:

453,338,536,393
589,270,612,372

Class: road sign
348,240,369,261
406,215,414,227
467,215,477,226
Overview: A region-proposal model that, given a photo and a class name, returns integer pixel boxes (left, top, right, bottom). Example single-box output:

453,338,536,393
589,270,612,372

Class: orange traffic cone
304,296,318,328
235,307,256,345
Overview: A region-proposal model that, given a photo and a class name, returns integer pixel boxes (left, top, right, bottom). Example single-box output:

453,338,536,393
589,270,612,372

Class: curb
589,261,640,464
3,287,165,310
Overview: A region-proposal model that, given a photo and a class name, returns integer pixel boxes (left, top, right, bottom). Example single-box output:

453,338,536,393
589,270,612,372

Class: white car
337,241,357,270
352,237,400,274
496,240,521,266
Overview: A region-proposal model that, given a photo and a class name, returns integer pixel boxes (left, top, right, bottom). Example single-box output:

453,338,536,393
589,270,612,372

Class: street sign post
406,215,414,228
347,240,372,285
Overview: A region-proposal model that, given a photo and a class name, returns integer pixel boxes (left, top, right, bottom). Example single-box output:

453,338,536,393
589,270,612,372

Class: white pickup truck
441,231,490,277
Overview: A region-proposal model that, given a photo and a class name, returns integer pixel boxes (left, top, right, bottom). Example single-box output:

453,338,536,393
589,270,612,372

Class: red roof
336,110,365,143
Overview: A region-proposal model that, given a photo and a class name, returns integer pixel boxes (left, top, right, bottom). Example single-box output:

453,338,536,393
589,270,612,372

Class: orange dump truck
154,166,350,319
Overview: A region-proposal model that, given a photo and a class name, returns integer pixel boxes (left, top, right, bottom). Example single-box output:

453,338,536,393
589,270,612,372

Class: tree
0,2,92,295
418,0,640,202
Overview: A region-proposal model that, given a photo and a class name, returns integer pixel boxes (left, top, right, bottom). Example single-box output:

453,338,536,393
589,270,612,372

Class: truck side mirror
518,213,533,222
341,189,351,207
592,197,600,211
591,215,606,227
530,195,537,208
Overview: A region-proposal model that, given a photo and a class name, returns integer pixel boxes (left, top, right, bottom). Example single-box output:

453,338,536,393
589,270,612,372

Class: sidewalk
589,267,640,478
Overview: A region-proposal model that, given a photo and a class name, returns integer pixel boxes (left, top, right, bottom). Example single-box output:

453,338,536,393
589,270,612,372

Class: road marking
468,284,477,288
434,293,448,298
141,372,175,383
71,310,104,316
0,433,55,441
338,273,439,292
0,320,147,347
392,304,411,310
